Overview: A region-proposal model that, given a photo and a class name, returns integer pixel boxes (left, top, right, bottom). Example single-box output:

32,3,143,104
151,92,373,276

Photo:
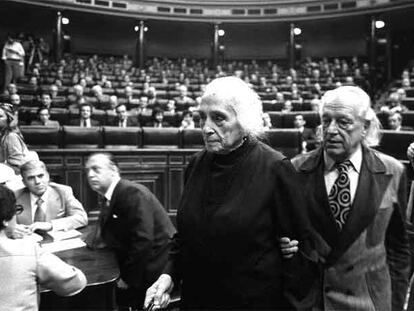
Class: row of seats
21,126,303,158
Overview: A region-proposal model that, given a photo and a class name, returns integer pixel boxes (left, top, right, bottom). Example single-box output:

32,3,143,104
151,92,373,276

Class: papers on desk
23,232,43,243
41,238,86,253
48,229,82,241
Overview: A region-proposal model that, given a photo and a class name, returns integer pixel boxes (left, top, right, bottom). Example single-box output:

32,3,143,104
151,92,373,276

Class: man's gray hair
86,153,120,174
321,86,381,147
20,160,47,176
202,76,265,138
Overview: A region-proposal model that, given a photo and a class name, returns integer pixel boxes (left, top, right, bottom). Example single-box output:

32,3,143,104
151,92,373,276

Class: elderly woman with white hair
144,76,311,310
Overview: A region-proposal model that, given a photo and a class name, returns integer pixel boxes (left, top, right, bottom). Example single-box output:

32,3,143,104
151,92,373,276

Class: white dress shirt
104,176,121,202
324,144,362,204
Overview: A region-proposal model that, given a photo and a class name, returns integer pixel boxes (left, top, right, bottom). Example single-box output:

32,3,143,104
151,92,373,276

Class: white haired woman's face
199,96,244,154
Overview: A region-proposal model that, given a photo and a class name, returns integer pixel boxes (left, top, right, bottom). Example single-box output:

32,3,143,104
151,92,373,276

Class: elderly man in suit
110,103,139,127
281,86,411,311
85,153,176,310
8,160,88,238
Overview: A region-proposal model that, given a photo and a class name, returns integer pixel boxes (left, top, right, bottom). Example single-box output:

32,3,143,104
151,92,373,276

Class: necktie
83,119,88,127
34,197,46,222
85,197,109,249
328,160,352,231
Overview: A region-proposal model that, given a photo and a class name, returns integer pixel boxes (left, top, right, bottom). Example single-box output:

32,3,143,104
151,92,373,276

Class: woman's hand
144,274,174,310
279,237,299,259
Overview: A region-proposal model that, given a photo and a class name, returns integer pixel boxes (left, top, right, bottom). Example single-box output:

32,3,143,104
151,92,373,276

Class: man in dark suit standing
69,103,100,127
282,86,411,311
110,103,139,127
85,153,176,310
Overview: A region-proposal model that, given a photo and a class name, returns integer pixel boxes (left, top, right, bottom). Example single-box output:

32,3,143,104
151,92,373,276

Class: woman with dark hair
0,103,34,173
145,77,311,310
146,107,171,128
0,185,86,309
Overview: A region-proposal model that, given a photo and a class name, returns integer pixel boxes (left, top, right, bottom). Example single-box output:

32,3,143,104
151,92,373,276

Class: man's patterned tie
328,160,352,231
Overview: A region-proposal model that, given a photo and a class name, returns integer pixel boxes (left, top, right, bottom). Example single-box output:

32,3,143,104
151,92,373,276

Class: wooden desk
40,230,119,310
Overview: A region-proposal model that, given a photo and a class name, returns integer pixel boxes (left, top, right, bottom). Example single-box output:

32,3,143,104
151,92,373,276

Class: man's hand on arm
8,224,31,239
279,237,299,259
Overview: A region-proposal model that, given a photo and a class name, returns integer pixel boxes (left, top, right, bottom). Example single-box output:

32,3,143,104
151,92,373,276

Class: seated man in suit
173,85,195,112
8,160,88,238
388,112,413,131
110,103,139,128
294,114,317,152
69,102,100,127
30,107,60,127
85,153,175,310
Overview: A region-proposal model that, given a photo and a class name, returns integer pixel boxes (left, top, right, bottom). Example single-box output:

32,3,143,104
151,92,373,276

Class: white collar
104,176,121,202
29,186,50,207
324,143,362,173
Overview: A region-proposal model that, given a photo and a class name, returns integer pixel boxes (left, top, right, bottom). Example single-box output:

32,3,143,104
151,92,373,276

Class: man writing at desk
85,153,175,310
8,160,88,238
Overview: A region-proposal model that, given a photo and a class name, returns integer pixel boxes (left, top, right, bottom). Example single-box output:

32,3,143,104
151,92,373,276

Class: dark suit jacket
109,116,139,127
101,179,176,301
291,146,411,311
164,138,311,310
30,120,60,127
69,118,100,127
301,127,317,151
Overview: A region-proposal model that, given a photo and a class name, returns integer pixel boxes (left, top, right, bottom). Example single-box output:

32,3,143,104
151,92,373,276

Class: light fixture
62,17,70,25
134,26,139,32
293,27,302,36
375,20,385,29
218,29,225,36
144,26,148,32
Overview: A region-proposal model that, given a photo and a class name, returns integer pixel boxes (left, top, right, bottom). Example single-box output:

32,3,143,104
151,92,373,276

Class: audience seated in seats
174,85,195,112
30,107,60,127
262,112,273,130
388,112,413,131
0,185,86,310
110,103,139,127
293,114,317,153
67,84,85,109
146,107,171,128
8,160,88,238
120,85,140,110
89,84,110,110
38,92,53,109
381,92,408,114
69,102,100,127
179,110,195,130
281,100,293,113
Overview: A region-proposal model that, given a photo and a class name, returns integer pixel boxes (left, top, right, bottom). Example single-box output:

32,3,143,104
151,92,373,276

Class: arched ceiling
7,0,414,23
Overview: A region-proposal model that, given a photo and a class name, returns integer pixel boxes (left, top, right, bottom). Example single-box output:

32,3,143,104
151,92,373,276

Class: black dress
165,137,311,310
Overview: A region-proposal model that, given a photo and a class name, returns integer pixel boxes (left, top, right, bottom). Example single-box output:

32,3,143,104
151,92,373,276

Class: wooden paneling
37,149,196,217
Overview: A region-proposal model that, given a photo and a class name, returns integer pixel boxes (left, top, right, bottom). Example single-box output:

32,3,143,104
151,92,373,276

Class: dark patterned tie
34,197,46,222
85,197,109,249
328,160,352,231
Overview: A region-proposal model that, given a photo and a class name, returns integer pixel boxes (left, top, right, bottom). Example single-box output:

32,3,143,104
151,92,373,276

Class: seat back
376,130,414,161
142,127,181,149
103,126,141,149
63,126,103,149
20,126,61,149
181,128,204,149
267,112,283,128
264,129,301,158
